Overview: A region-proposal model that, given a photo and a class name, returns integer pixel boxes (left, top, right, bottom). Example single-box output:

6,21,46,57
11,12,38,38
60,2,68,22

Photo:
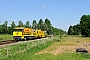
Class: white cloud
42,5,47,8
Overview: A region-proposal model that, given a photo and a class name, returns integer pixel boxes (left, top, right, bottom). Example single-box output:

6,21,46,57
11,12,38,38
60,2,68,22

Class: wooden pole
26,44,28,49
6,48,8,57
18,46,20,53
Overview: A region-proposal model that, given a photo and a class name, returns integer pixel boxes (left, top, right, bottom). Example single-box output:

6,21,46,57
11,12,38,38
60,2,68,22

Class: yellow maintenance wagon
13,27,47,41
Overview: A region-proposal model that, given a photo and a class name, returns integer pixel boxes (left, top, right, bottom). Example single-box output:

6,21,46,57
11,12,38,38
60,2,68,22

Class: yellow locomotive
13,27,47,41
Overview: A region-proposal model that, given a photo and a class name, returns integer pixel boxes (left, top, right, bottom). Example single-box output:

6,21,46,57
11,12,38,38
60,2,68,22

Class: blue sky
0,0,90,31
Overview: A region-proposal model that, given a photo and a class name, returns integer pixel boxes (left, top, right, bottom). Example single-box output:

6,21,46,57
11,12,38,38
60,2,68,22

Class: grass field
0,35,90,60
0,34,13,41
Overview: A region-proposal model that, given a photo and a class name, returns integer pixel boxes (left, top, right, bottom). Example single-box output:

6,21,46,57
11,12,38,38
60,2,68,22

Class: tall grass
0,38,54,60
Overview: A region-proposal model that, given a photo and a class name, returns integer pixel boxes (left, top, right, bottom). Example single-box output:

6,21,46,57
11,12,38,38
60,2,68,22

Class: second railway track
0,40,16,45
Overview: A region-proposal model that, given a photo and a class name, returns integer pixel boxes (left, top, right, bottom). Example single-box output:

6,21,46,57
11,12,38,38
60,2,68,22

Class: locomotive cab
13,27,24,41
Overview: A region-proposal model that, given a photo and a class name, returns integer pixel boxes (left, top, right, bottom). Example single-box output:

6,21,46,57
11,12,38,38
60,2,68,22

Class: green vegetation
0,35,90,60
0,34,13,41
0,18,66,35
68,15,90,37
30,53,90,60
68,24,81,35
0,38,54,60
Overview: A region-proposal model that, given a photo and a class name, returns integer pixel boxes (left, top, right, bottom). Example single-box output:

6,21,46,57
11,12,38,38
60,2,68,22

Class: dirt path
36,42,90,55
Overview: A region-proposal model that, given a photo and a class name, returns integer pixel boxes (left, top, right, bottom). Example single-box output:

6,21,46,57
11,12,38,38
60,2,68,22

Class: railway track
0,37,51,45
0,40,16,45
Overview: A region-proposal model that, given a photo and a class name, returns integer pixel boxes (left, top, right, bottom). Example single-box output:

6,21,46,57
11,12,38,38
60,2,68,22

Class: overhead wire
0,17,18,24
0,12,19,24
0,12,20,20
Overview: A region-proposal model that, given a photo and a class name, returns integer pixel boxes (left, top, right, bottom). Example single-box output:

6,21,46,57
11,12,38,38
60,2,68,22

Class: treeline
68,15,90,37
0,18,66,35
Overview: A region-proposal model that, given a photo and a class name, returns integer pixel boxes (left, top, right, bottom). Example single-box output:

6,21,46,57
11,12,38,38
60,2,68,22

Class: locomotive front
13,27,24,41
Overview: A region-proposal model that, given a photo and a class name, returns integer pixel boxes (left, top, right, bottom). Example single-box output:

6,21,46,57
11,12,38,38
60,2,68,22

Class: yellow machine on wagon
34,30,47,38
41,31,47,38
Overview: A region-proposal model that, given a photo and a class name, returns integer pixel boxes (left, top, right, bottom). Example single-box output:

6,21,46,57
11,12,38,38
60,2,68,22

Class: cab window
13,29,24,32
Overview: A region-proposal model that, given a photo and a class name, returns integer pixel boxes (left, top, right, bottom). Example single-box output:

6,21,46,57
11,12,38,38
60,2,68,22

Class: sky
0,0,90,31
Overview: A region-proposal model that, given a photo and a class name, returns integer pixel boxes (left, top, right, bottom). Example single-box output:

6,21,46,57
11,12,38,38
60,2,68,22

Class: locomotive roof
14,27,24,29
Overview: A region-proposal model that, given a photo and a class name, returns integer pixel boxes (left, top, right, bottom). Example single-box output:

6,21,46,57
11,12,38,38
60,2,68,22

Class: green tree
72,24,81,35
10,21,16,34
45,18,52,34
32,20,37,29
42,23,48,30
37,19,43,30
7,26,12,34
18,20,23,27
25,21,31,28
11,21,15,28
2,21,8,34
53,28,60,35
45,18,51,29
80,15,90,37
52,27,67,38
0,25,3,34
68,25,74,35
